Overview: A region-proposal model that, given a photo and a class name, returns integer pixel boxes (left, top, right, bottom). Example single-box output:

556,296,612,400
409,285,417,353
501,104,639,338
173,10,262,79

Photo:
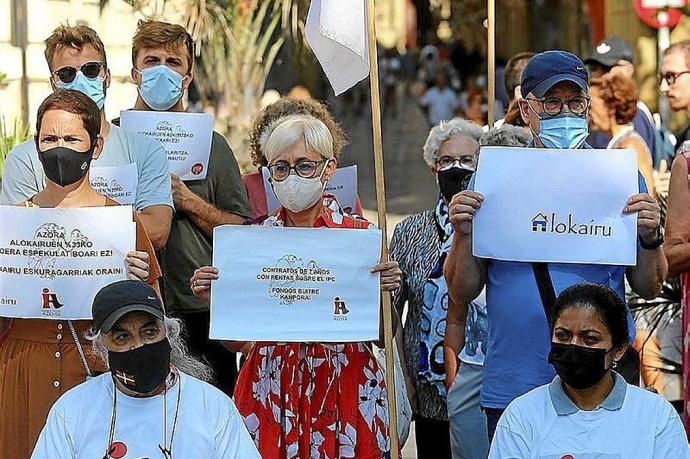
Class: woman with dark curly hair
589,74,655,195
241,97,362,219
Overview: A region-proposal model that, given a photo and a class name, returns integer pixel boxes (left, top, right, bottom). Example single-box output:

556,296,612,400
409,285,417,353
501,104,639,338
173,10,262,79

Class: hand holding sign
623,193,661,244
449,191,485,236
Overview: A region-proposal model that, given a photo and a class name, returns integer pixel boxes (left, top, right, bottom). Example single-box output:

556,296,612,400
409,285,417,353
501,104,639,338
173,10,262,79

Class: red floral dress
233,200,395,458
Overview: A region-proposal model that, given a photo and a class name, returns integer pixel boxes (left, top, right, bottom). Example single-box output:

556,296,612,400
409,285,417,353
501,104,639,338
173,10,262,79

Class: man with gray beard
31,280,259,459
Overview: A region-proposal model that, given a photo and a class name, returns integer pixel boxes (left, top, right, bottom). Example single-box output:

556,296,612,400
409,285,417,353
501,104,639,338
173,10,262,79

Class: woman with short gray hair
390,117,482,458
445,124,530,459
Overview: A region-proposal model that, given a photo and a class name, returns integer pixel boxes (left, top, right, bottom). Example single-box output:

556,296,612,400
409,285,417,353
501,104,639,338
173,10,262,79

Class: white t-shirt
0,123,173,210
31,371,260,459
420,87,458,125
489,373,690,459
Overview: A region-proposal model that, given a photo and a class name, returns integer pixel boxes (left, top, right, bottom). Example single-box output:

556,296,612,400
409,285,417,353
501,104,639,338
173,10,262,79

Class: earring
612,360,618,369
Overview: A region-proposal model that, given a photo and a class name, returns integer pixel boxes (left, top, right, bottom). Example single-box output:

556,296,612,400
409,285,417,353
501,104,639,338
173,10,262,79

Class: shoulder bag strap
531,262,557,319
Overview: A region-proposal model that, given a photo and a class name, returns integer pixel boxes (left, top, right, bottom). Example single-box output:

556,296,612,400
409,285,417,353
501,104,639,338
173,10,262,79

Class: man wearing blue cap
444,51,666,440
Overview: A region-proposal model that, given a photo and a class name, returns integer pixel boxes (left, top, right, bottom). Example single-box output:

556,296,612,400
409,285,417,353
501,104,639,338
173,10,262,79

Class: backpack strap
531,262,557,319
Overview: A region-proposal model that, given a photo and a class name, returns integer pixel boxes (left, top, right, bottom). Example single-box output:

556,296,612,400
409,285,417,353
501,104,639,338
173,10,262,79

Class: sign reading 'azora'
472,147,639,265
210,225,382,342
0,206,136,320
120,110,213,181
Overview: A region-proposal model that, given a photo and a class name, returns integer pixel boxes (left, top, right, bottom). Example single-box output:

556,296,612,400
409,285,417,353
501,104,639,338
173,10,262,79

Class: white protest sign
210,225,381,342
89,163,138,205
472,147,639,265
0,206,136,320
262,165,359,213
120,111,213,180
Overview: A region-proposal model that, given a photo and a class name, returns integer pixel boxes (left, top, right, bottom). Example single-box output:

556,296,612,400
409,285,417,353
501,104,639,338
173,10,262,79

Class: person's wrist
639,226,664,250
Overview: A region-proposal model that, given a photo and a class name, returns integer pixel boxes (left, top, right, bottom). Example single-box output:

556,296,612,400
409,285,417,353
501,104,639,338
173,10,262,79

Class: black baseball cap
520,50,589,99
92,280,164,333
585,37,634,67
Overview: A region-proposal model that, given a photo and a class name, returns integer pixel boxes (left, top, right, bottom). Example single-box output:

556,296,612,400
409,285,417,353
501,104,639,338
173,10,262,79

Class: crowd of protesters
1,17,690,459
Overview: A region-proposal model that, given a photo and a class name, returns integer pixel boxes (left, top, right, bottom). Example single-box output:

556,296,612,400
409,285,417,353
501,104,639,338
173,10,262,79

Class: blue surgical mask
536,115,589,149
135,65,185,111
55,73,106,109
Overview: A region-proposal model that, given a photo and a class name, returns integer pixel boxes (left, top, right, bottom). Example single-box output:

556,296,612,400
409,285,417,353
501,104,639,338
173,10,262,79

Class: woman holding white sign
0,89,160,458
191,114,402,458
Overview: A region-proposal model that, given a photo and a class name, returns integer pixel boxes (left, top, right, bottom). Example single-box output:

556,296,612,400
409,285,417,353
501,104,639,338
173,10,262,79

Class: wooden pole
365,0,400,457
487,0,496,127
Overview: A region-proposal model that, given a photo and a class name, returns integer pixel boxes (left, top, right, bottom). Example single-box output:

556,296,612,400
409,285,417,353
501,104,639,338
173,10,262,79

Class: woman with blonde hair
192,113,402,458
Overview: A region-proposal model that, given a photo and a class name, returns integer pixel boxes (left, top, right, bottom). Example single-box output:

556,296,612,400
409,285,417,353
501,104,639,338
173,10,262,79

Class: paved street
337,88,435,458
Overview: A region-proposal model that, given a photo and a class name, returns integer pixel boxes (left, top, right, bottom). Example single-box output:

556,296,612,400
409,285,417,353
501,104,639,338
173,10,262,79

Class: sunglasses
52,61,105,83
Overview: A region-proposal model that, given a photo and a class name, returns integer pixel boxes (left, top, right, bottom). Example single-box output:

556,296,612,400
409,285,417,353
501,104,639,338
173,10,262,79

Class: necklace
103,368,181,459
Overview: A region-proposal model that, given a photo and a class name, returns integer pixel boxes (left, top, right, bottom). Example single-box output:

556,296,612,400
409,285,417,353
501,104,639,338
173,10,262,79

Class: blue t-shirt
470,164,646,409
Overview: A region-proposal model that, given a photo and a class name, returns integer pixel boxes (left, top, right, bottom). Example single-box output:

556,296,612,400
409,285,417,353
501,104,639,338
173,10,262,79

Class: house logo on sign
333,296,350,321
532,213,548,232
530,212,613,238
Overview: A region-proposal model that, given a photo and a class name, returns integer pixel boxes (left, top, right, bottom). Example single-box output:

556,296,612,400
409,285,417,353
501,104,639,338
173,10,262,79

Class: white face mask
271,165,328,213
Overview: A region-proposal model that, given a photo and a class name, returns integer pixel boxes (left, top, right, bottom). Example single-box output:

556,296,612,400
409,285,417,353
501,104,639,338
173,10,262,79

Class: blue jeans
447,362,490,459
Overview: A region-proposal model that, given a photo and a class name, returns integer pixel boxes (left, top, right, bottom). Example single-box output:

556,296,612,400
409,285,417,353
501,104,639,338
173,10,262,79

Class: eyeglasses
267,159,328,182
436,155,476,171
52,61,105,83
660,71,690,86
525,96,590,116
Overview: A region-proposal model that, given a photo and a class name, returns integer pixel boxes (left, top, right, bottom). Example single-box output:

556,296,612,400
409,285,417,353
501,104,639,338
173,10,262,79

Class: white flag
306,0,370,96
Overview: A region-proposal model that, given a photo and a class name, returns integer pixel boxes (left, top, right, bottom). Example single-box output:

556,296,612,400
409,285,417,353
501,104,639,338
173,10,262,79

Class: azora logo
41,288,64,317
333,296,350,321
531,212,613,237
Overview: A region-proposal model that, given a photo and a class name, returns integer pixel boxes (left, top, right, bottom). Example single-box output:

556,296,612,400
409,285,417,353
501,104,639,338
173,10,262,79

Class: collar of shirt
548,371,627,416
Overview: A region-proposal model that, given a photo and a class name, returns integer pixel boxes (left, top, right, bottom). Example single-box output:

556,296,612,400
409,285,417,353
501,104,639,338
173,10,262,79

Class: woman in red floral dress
191,113,402,458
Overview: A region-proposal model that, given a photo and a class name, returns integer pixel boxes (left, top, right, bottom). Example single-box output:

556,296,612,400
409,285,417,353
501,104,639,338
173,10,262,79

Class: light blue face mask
55,72,105,109
528,102,589,149
136,65,185,111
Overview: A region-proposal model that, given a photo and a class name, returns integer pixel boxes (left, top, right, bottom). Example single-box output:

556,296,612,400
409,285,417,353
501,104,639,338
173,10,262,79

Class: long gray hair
86,316,214,382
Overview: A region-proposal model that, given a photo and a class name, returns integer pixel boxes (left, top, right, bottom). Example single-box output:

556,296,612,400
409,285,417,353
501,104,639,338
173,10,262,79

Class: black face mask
37,145,94,187
108,338,172,394
437,166,474,202
548,342,610,389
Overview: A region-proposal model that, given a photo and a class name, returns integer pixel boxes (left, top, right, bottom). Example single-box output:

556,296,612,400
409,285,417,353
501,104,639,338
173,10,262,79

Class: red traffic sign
635,0,687,29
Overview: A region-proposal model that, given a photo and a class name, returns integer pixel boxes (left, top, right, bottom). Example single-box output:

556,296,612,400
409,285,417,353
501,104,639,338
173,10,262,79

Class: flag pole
487,0,496,127
365,0,400,457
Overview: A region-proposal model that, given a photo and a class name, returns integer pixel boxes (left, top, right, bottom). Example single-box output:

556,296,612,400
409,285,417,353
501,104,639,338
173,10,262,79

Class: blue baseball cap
520,50,589,98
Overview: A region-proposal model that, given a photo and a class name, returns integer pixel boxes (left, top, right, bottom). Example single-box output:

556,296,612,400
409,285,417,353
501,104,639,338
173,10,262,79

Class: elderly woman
443,125,531,459
242,97,362,219
0,89,159,458
489,283,689,458
390,118,483,458
191,114,402,458
589,74,655,195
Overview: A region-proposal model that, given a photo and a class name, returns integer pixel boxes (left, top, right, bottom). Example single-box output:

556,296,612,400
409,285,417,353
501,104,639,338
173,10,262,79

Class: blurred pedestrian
390,118,484,459
589,74,655,195
586,37,656,156
489,283,689,458
500,52,535,128
661,40,690,151
420,73,459,127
